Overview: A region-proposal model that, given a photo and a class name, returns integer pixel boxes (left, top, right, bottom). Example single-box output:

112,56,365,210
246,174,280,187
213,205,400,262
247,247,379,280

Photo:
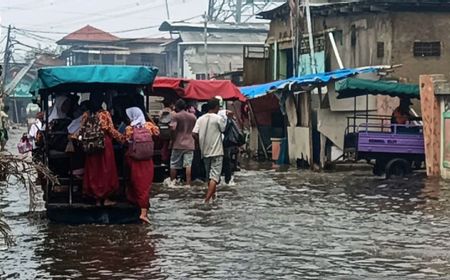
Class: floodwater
2,129,450,279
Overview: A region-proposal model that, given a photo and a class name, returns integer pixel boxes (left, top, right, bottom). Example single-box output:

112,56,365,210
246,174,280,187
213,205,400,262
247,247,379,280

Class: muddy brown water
2,128,450,279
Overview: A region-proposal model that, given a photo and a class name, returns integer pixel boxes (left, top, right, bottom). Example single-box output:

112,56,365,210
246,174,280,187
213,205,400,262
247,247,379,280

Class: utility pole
203,12,209,79
164,0,170,20
1,25,12,96
2,25,19,123
235,0,242,23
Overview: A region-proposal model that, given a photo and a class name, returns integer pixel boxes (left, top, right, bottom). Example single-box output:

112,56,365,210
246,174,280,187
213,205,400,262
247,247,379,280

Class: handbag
17,135,33,154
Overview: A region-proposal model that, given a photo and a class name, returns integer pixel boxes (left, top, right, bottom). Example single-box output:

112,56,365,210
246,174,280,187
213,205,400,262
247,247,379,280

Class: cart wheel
385,158,411,179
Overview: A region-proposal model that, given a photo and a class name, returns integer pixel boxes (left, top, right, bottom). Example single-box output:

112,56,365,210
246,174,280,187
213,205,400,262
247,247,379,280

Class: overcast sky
0,0,209,59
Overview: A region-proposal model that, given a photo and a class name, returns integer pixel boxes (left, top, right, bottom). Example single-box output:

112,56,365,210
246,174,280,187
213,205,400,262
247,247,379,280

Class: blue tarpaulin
240,67,382,99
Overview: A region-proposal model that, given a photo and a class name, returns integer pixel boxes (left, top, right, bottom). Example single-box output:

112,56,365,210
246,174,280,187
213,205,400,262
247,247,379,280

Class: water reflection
36,224,162,279
2,147,450,278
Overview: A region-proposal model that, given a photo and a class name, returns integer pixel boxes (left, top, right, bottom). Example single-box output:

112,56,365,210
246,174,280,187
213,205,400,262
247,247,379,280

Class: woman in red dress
81,93,125,206
125,107,159,223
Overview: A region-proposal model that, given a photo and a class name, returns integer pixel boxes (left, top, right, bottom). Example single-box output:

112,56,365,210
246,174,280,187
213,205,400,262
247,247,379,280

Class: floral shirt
125,122,160,141
82,110,125,143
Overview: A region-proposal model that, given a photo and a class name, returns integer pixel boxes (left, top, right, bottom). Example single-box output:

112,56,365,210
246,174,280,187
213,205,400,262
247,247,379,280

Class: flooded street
2,129,450,279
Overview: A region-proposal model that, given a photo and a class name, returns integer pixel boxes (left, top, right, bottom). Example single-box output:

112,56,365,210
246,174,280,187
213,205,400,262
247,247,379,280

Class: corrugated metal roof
179,31,267,44
57,25,119,45
258,0,450,19
118,37,173,44
159,21,269,33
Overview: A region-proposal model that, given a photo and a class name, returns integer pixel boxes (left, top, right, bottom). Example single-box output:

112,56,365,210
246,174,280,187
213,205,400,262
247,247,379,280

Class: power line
1,24,162,35
36,1,164,30
28,1,143,28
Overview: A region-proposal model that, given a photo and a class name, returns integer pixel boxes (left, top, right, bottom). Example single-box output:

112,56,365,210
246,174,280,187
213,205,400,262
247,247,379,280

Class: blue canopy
33,65,158,92
240,67,382,99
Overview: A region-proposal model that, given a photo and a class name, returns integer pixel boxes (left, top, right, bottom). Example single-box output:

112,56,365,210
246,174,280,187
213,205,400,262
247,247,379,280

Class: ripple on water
2,136,450,279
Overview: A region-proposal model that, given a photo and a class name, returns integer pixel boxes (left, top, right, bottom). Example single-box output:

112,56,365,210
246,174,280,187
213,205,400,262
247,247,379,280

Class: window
350,25,357,47
92,54,100,61
413,42,441,57
196,73,207,80
377,42,384,58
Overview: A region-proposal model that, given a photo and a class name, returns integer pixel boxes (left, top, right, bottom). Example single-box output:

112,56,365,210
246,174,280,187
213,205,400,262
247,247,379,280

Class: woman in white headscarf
124,107,159,224
48,94,71,122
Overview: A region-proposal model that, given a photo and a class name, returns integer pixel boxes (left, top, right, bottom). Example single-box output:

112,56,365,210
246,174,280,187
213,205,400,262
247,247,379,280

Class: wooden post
307,90,313,168
420,74,443,177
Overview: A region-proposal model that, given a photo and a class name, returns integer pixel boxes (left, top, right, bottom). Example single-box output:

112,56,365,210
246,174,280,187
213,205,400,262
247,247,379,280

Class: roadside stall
240,67,386,167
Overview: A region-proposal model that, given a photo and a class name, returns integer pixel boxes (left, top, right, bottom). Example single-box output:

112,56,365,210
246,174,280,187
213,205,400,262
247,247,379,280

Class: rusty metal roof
258,0,450,19
57,25,119,45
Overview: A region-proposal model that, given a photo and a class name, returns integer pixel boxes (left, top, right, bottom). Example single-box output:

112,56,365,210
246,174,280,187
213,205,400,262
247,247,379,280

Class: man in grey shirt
192,98,229,203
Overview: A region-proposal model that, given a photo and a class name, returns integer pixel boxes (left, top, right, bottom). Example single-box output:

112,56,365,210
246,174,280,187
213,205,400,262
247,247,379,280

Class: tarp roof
335,78,420,99
153,77,246,102
240,67,382,99
32,65,158,93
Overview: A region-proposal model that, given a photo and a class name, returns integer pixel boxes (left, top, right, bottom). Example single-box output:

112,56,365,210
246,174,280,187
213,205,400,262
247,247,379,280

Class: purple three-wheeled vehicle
338,78,424,178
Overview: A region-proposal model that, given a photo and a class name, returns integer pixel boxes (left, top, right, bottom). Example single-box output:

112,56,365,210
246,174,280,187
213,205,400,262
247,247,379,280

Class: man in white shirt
193,98,229,203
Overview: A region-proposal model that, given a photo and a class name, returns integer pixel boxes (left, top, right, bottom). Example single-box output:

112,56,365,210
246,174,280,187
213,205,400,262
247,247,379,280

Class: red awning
152,77,246,102
152,77,187,96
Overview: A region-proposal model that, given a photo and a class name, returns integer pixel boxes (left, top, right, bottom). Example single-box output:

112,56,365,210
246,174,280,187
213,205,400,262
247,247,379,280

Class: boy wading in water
193,98,230,203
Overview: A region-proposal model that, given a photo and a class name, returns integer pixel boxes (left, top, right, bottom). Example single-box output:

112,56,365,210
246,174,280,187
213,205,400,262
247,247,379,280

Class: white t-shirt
193,113,226,158
28,119,43,149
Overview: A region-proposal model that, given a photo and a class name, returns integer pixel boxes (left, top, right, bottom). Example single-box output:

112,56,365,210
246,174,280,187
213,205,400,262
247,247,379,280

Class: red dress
125,123,159,209
82,111,124,200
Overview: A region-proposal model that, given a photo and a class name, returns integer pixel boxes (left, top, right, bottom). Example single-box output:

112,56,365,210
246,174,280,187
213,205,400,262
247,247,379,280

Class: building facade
252,0,450,165
259,0,450,83
57,25,172,75
159,21,268,79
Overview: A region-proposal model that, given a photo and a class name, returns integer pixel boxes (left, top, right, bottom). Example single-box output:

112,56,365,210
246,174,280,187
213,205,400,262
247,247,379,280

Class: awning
240,67,385,99
33,65,159,93
240,80,286,99
336,78,420,99
152,77,246,102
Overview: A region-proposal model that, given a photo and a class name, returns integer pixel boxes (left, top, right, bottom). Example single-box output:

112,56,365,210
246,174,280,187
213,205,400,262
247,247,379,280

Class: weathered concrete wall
314,11,450,84
314,13,393,70
391,12,450,84
267,17,292,44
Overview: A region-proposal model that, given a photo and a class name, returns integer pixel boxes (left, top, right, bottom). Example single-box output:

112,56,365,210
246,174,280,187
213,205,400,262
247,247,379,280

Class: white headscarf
67,116,82,134
126,107,146,127
48,95,69,122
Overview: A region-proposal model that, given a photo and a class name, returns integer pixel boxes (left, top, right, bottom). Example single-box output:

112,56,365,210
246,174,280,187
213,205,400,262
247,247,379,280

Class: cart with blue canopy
31,65,159,224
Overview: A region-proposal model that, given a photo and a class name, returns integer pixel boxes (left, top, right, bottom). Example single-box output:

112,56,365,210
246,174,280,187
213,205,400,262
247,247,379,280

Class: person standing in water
167,99,197,186
192,98,230,203
79,93,125,206
125,107,159,224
